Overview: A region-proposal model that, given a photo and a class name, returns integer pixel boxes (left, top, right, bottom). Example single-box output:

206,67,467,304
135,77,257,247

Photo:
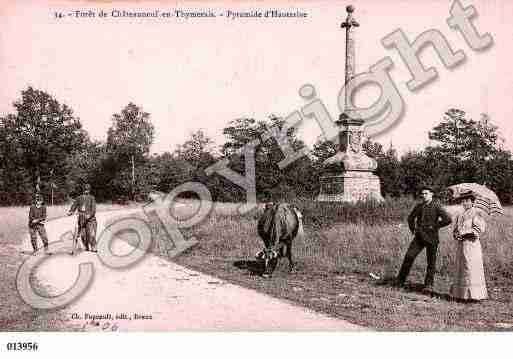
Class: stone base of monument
317,171,384,202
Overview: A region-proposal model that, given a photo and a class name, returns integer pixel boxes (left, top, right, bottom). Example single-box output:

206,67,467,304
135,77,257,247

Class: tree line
1,87,512,206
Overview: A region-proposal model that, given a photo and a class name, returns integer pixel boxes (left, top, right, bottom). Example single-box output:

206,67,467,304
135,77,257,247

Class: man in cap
28,194,49,255
68,183,97,252
395,186,452,294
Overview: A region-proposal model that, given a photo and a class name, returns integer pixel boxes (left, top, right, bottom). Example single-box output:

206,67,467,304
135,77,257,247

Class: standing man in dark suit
28,194,49,255
395,186,452,294
68,183,97,252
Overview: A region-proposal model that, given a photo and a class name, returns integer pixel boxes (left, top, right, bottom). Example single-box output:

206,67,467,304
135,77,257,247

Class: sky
1,0,512,157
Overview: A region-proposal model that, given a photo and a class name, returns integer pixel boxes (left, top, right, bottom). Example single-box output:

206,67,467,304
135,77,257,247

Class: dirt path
19,208,364,331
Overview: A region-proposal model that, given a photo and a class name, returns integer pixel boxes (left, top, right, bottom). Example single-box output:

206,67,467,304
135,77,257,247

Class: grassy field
168,199,513,331
0,203,132,331
2,199,512,331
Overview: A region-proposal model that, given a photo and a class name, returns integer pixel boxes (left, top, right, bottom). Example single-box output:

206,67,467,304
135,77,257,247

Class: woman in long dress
450,191,488,302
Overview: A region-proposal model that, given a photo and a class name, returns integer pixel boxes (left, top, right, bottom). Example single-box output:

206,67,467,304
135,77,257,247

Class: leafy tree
150,152,195,193
311,137,337,170
258,115,313,200
8,87,88,191
398,150,434,196
483,149,513,204
218,115,313,201
0,115,33,204
428,109,502,185
429,109,499,161
217,117,267,201
174,129,216,165
172,129,219,199
65,141,106,198
108,161,163,202
105,103,155,199
106,102,154,162
376,146,403,197
221,118,267,157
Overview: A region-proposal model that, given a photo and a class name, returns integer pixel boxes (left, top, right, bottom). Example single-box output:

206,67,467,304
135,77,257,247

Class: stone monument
317,5,384,203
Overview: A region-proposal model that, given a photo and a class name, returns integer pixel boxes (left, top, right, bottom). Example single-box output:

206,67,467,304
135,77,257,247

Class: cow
256,202,303,278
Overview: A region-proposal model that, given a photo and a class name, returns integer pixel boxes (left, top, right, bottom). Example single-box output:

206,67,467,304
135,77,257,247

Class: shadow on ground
233,260,265,276
374,276,453,301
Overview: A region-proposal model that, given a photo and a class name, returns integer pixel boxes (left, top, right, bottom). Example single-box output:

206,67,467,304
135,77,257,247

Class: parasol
448,182,504,216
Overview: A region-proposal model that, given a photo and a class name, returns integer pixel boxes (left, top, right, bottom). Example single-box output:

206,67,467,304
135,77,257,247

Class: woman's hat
458,190,476,201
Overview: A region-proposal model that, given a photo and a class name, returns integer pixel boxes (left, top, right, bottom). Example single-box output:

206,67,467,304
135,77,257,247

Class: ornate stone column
341,4,359,117
317,5,384,203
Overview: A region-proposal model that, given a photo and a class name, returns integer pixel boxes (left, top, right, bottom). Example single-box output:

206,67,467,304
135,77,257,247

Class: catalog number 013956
6,342,39,351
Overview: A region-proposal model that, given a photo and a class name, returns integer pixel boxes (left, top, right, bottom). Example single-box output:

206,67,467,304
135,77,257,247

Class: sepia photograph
1,0,512,356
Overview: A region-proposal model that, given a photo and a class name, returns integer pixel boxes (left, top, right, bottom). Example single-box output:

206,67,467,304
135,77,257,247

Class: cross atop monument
336,5,364,154
341,5,359,92
339,5,361,123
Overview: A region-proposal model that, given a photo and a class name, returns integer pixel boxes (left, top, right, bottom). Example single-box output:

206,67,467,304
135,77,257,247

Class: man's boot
31,240,38,255
81,233,89,251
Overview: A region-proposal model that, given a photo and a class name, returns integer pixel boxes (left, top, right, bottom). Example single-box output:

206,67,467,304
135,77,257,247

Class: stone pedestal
316,116,384,202
317,172,383,202
317,118,384,203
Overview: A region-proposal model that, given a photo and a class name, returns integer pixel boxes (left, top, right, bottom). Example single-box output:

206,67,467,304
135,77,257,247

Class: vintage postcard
0,0,512,356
